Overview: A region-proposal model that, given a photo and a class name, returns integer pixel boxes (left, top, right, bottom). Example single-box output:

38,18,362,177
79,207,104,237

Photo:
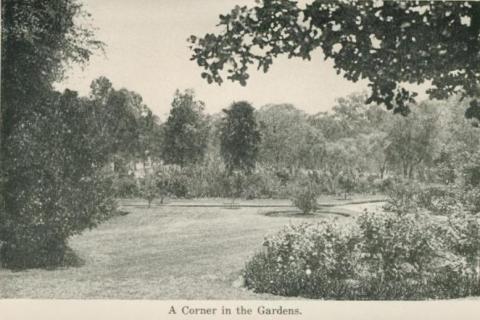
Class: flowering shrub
415,184,460,215
243,211,480,299
244,221,361,298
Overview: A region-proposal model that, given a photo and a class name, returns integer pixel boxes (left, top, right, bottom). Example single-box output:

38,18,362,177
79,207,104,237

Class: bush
290,178,319,214
382,177,421,214
244,211,480,299
139,175,158,207
244,221,360,298
243,170,284,199
338,172,356,199
168,170,190,198
462,187,480,214
415,184,460,215
113,175,139,198
0,92,116,269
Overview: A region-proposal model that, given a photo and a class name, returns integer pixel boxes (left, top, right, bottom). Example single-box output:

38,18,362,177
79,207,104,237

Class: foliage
384,102,441,178
1,0,103,142
442,211,480,275
139,174,158,208
338,171,356,199
0,91,116,269
290,175,320,214
190,1,480,118
382,177,421,214
162,89,209,167
244,221,360,298
244,211,480,299
220,101,261,174
0,0,105,268
167,169,190,198
112,175,139,198
243,169,285,199
415,184,460,215
256,104,325,170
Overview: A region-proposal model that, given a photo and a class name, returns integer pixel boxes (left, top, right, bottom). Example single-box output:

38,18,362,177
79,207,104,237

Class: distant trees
385,102,441,179
256,104,325,171
162,89,209,167
220,101,261,174
190,1,480,118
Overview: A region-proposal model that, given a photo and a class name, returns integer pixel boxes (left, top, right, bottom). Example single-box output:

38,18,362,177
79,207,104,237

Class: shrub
415,184,460,215
244,221,360,298
168,171,190,198
0,92,116,269
338,172,356,199
382,177,421,214
461,188,480,214
290,178,319,214
243,170,284,199
139,175,158,207
113,175,139,198
244,211,480,299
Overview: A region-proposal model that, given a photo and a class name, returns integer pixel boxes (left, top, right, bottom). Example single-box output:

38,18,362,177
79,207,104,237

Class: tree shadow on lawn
0,244,86,272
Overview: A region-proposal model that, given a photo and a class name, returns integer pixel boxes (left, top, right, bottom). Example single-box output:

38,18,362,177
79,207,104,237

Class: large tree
256,104,325,170
385,102,441,179
1,0,106,268
89,77,158,173
162,89,209,167
220,101,261,174
189,0,480,118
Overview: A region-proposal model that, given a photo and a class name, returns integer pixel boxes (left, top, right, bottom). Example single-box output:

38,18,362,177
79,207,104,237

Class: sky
56,0,372,120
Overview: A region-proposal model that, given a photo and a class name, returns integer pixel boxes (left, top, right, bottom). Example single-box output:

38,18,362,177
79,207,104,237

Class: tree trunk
408,165,414,179
403,162,409,178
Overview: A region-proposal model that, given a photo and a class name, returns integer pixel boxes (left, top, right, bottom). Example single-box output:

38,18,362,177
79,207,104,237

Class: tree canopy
189,0,480,118
220,101,261,174
162,89,209,167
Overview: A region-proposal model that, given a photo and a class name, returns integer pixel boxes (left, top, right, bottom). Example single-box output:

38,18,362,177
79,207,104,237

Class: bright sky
56,0,372,120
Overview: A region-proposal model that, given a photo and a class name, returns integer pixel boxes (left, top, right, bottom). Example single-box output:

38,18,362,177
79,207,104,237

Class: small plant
139,174,158,208
338,171,356,200
290,178,319,214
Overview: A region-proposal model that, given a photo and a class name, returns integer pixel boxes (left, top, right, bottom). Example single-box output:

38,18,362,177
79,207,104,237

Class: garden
1,0,480,301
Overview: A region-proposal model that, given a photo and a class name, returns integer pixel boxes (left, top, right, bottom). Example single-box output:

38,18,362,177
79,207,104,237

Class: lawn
0,198,378,299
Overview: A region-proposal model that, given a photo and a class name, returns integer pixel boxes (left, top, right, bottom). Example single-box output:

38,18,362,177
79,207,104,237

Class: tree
189,1,480,118
1,0,107,268
220,101,261,174
1,90,115,268
140,173,158,208
162,89,209,167
256,104,325,171
89,77,162,174
385,102,441,179
1,0,103,146
322,139,360,194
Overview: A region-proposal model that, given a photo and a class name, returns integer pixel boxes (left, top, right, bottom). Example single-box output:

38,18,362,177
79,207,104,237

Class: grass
0,198,378,299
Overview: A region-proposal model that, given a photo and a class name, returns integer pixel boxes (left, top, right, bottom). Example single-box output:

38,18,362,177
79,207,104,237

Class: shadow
0,245,85,272
112,209,130,216
263,209,350,218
